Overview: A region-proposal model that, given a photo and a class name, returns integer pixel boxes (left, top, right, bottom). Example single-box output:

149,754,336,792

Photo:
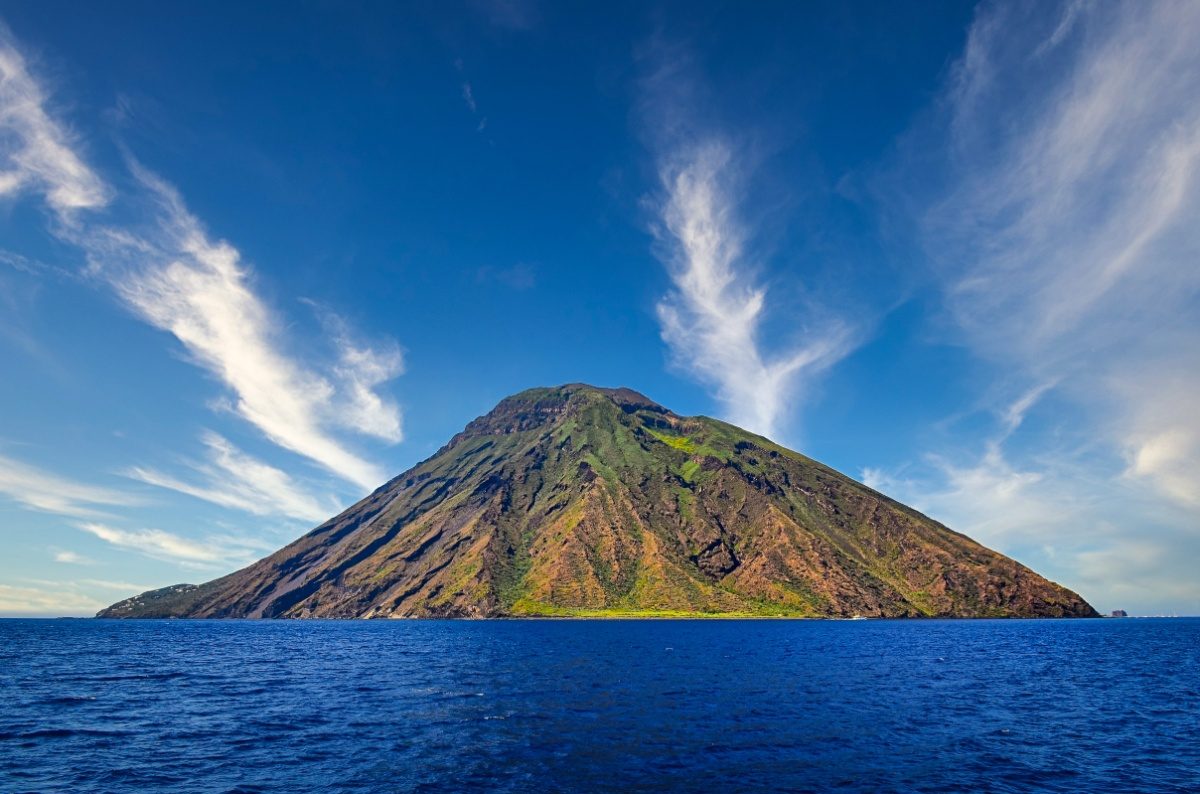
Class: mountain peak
449,384,673,446
98,384,1097,620
505,383,670,413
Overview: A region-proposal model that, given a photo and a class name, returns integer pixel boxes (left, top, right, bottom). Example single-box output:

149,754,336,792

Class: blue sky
1,1,1197,616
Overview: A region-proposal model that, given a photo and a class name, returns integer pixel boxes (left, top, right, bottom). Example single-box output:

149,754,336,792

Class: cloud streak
0,452,138,518
127,431,339,522
931,2,1200,369
308,302,404,444
79,521,270,568
653,141,853,439
0,24,109,216
934,0,1200,508
879,0,1200,612
80,165,401,491
0,27,403,496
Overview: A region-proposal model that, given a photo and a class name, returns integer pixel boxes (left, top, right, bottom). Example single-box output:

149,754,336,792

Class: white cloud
0,27,404,496
862,388,1082,551
866,444,1075,553
0,452,138,518
999,381,1056,438
924,11,1198,339
454,59,487,132
1115,370,1200,508
127,431,339,522
653,141,853,439
936,1,1200,503
309,304,404,443
74,165,400,491
0,25,109,215
52,549,92,564
877,0,1200,613
79,521,268,568
925,1,1200,435
1125,431,1199,508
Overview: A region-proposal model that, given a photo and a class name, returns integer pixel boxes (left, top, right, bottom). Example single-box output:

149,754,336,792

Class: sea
0,617,1197,792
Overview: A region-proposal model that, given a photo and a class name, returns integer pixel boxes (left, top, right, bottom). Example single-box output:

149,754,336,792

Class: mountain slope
99,385,1097,618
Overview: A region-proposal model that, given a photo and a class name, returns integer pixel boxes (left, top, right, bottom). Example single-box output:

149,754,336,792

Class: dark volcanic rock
98,384,1098,619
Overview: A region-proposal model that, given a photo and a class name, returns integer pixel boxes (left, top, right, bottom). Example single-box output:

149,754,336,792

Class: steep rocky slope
99,385,1097,618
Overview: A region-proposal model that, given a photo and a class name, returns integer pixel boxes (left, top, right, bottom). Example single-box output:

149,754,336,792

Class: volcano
99,384,1097,618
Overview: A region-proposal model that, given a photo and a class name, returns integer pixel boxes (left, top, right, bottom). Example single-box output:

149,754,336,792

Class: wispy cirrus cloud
305,300,404,444
79,164,402,491
79,521,270,569
863,390,1090,553
877,0,1200,612
935,6,1200,339
453,58,488,132
638,42,857,441
926,1,1200,506
653,142,853,438
0,452,138,518
0,27,404,498
0,23,109,216
127,431,339,523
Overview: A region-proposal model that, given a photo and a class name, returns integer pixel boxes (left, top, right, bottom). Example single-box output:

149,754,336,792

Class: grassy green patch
647,428,697,453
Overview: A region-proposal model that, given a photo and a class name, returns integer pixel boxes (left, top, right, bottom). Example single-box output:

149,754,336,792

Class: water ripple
0,618,1197,792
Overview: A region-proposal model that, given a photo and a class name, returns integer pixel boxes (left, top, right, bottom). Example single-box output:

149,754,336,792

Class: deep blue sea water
1,618,1197,793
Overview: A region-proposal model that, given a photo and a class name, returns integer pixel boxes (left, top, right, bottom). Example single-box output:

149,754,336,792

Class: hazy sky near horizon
1,1,1197,616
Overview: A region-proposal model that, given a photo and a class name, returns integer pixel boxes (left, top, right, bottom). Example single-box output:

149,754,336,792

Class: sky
1,1,1197,617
